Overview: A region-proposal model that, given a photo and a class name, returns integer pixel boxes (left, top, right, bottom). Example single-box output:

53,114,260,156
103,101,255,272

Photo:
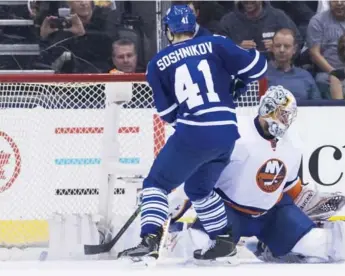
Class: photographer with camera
40,10,85,39
39,1,120,73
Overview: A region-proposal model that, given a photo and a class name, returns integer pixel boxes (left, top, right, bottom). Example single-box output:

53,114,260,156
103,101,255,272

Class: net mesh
0,75,266,247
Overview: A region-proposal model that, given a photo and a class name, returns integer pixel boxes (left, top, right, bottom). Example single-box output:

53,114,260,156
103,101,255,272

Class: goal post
0,73,267,260
0,74,138,256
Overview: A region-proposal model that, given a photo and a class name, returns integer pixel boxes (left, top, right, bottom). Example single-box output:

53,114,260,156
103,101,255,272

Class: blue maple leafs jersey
146,35,267,147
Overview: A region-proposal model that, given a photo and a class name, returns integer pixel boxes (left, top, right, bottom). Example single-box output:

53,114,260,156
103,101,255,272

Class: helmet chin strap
165,25,175,45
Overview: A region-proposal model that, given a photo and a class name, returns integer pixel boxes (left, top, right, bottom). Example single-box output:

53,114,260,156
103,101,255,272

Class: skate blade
118,255,157,267
194,254,239,266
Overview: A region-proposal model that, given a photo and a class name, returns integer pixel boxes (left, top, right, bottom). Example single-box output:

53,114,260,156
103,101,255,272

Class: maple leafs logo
0,131,21,193
0,151,10,180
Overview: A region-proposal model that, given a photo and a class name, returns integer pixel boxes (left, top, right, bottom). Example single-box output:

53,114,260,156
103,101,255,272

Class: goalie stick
84,205,141,255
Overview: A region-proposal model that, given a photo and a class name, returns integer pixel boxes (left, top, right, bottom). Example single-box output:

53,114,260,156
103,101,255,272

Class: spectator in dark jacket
197,1,227,34
219,1,302,56
270,1,315,40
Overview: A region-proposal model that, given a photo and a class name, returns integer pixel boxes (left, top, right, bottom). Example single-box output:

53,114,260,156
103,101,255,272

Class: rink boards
1,215,345,245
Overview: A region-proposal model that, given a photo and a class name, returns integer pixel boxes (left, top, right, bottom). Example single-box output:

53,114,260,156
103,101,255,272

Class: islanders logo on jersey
256,159,287,193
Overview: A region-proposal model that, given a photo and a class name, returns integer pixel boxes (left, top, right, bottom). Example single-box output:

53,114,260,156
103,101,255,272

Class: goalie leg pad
326,220,345,261
164,227,210,259
47,213,101,260
292,221,345,262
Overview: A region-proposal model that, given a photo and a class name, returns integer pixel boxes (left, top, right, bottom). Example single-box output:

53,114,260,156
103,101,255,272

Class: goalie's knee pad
164,227,210,259
292,221,345,263
47,213,101,260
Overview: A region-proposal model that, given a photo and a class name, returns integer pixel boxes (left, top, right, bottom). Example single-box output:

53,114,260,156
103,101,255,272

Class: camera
49,17,72,29
49,8,72,30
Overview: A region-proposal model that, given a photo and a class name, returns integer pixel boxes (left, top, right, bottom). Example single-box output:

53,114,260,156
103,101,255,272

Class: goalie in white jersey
167,85,345,263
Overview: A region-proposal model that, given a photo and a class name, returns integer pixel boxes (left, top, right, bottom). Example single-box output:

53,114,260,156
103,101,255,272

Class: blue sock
140,187,169,237
192,190,228,239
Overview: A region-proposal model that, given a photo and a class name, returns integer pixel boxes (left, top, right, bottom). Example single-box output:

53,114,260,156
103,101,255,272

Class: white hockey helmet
258,85,297,138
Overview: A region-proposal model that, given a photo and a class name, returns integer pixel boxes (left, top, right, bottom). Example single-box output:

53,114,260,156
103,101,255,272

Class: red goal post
0,73,267,258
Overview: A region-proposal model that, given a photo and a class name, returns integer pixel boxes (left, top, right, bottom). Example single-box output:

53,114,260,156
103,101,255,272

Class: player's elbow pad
239,51,267,84
248,53,267,81
159,110,177,125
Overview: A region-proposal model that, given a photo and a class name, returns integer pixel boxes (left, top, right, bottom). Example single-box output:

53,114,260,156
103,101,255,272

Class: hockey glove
294,185,345,222
232,78,247,100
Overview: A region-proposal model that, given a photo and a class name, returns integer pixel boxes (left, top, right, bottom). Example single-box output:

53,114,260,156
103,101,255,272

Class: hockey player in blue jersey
118,5,267,264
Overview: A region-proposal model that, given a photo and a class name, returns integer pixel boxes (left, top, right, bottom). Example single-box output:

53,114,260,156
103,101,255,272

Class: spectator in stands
270,1,315,40
197,1,227,34
109,38,139,73
317,0,330,13
219,1,302,57
39,0,119,73
171,1,212,36
267,28,321,100
329,34,345,100
307,0,345,99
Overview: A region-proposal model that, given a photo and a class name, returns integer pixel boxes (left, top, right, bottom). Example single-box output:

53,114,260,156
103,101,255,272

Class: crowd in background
1,0,345,101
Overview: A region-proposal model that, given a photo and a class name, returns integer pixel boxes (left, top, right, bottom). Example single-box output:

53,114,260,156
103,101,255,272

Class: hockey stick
84,205,141,255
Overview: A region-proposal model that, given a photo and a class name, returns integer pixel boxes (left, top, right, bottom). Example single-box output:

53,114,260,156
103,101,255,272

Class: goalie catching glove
294,184,345,222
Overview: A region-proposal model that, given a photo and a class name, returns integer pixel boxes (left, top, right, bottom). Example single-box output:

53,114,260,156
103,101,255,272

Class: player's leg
255,193,345,263
118,134,234,260
183,151,239,261
257,194,315,257
167,200,264,261
184,153,231,235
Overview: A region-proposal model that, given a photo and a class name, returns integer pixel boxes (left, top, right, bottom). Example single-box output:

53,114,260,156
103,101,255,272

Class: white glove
47,213,102,260
168,185,193,222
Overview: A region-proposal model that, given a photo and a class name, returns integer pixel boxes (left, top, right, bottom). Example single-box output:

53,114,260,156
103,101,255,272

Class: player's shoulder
210,34,248,53
148,48,168,67
282,124,303,155
146,48,170,75
147,36,220,69
181,34,237,49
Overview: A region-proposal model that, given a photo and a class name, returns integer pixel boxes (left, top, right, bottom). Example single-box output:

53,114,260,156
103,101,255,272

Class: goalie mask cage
0,73,267,259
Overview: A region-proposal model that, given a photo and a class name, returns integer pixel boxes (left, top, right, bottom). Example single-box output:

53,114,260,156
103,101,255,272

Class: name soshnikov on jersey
157,42,213,71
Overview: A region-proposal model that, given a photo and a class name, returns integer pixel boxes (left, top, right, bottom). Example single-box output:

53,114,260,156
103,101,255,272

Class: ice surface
1,258,344,276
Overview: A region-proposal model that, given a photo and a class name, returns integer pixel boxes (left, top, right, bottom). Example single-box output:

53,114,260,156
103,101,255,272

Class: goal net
0,73,267,260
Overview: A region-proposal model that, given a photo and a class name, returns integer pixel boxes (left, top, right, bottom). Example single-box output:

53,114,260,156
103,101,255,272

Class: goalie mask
258,85,297,138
